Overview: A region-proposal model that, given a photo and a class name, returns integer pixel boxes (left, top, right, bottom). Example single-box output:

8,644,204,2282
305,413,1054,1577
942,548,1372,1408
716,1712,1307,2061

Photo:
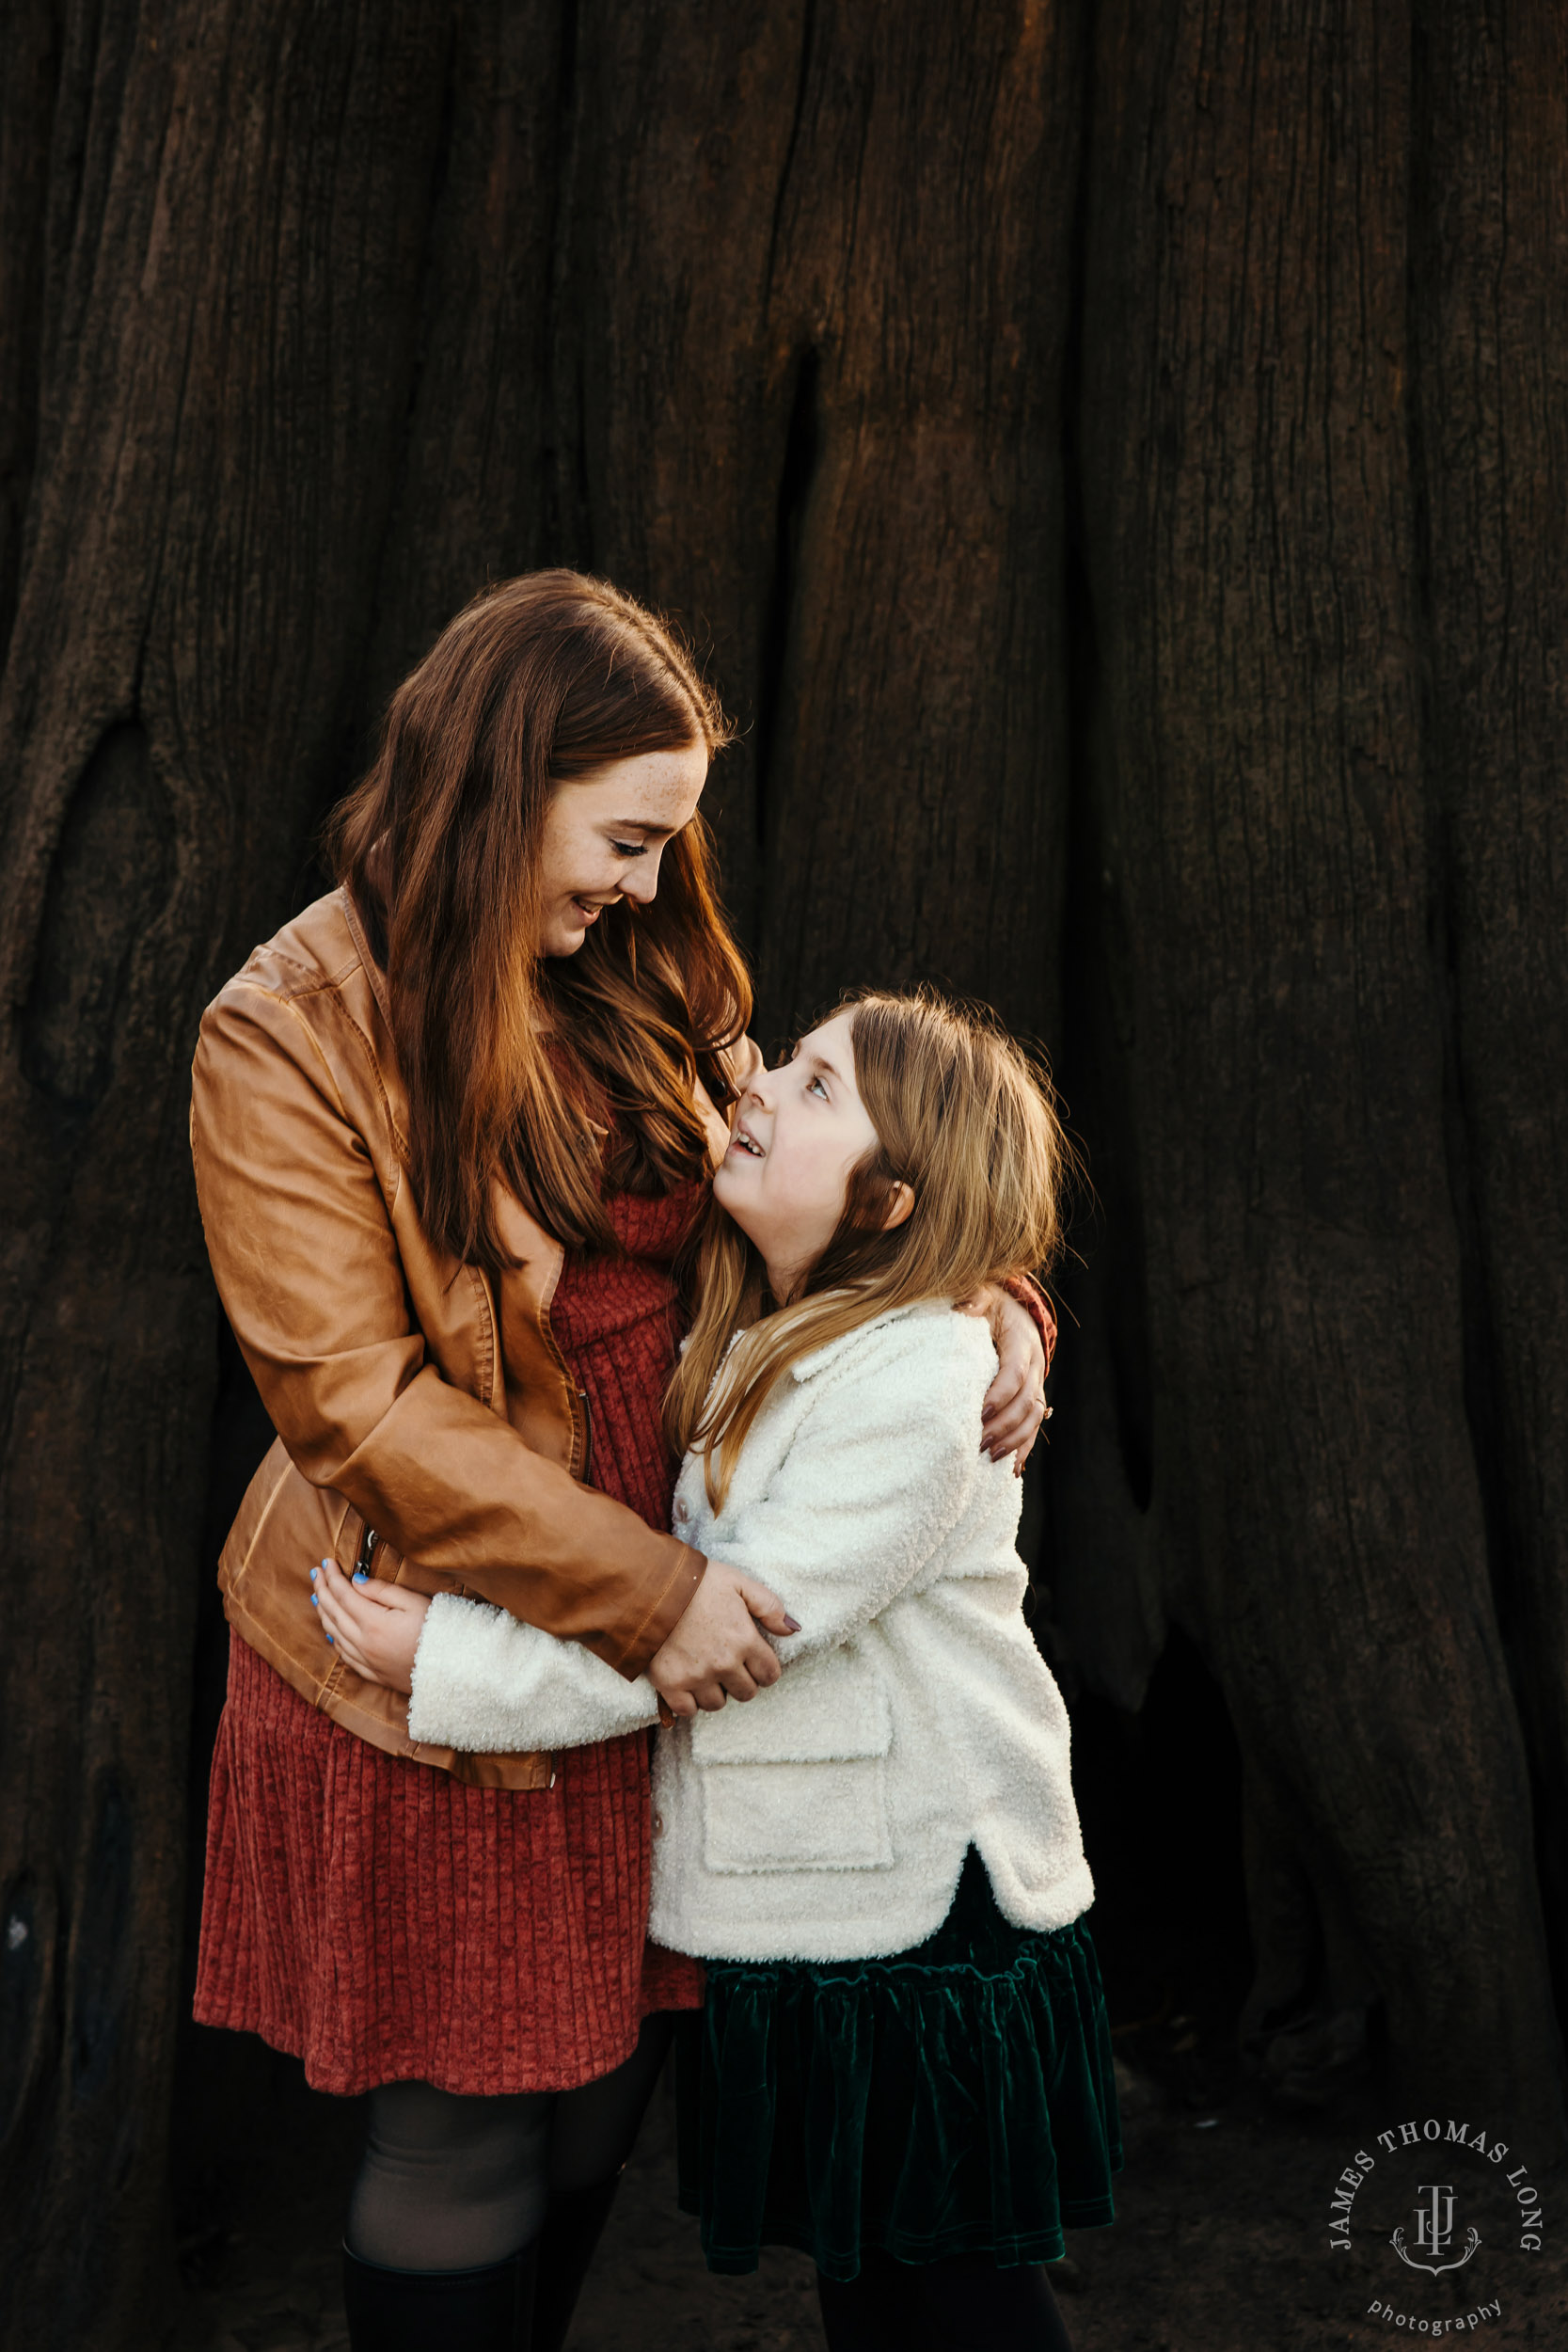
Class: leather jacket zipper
531,1279,580,1792
535,1270,591,1482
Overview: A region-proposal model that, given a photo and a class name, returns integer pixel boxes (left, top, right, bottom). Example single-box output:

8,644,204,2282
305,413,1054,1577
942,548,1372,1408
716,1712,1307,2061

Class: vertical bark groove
0,1,60,674
21,723,170,1113
753,345,821,929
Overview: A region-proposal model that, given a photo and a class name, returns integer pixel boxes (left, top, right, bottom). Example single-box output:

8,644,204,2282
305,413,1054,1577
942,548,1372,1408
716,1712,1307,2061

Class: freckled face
534,742,708,959
714,1010,880,1295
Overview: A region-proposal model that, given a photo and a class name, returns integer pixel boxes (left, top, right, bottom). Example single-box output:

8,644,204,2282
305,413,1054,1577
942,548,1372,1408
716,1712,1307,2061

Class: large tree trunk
554,0,1082,1029
745,0,1082,1046
1410,0,1568,2021
1,1,1563,2340
1069,0,1562,2133
0,5,452,2341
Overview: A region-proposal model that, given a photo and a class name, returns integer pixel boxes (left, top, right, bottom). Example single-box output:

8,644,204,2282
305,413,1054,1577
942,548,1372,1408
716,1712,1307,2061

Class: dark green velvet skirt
675,1848,1122,2281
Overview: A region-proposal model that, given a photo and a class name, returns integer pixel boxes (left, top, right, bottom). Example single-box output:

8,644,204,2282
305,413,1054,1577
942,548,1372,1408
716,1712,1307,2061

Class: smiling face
715,1009,904,1301
534,741,708,958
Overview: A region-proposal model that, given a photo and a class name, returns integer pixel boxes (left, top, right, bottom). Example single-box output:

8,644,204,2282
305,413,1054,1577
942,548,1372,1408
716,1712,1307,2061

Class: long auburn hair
325,571,751,1269
665,988,1069,1512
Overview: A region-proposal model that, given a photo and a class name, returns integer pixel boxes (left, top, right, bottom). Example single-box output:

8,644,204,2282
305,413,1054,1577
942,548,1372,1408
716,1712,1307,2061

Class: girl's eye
808,1074,829,1100
610,839,647,858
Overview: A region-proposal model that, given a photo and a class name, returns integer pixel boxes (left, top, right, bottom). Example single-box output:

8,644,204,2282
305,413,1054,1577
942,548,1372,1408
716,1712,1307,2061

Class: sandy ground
167,2038,1566,2351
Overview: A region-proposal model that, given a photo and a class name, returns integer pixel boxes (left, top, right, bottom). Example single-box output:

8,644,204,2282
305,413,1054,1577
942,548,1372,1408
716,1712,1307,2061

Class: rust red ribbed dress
193,1181,706,2096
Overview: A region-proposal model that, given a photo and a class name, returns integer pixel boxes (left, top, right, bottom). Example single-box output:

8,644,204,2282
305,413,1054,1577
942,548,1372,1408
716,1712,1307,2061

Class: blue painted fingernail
310,1566,318,1582
325,1631,334,1644
353,1571,368,1585
321,1558,331,1570
310,1594,318,1607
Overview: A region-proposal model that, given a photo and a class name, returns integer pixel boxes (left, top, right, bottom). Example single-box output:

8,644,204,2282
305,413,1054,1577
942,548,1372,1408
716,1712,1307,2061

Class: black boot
341,2241,537,2350
529,2174,624,2352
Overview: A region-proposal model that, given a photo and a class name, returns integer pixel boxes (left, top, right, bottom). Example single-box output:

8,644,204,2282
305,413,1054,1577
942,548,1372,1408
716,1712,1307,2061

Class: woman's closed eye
610,838,648,858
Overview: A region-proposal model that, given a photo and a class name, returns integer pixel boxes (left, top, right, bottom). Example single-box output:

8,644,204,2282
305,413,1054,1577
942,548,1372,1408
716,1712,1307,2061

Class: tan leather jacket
191,887,759,1790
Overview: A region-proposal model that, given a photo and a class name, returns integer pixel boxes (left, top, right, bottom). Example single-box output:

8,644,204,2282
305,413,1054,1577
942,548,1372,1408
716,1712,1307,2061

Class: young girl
318,988,1120,2352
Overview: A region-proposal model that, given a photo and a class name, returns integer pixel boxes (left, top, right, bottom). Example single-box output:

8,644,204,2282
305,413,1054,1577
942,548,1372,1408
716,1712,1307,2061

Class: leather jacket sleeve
190,977,705,1679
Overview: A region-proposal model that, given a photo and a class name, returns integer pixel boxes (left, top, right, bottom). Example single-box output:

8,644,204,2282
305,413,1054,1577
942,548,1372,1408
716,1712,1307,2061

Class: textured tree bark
363,1,565,717
1073,0,1562,2134
558,0,810,945
0,0,57,669
0,4,452,2340
1410,0,1568,2012
562,0,1082,1035
751,0,1082,1047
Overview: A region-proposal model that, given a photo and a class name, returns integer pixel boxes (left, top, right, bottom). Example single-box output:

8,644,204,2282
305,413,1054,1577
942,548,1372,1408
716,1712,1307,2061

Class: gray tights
345,2014,673,2273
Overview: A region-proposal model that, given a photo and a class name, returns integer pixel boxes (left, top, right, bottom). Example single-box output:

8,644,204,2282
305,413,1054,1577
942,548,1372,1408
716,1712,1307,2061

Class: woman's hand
311,1552,430,1694
648,1561,800,1718
959,1283,1050,1474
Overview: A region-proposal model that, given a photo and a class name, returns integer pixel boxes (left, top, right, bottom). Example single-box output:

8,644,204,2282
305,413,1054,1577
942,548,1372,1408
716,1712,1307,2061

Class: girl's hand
960,1284,1050,1474
311,1551,430,1693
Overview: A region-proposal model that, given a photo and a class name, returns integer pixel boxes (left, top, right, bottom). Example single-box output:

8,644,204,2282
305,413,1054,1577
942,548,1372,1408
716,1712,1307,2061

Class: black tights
816,2247,1074,2352
345,2013,673,2272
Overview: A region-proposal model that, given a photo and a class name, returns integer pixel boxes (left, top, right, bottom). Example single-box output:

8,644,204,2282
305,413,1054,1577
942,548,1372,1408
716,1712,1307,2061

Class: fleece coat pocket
692,1651,895,1874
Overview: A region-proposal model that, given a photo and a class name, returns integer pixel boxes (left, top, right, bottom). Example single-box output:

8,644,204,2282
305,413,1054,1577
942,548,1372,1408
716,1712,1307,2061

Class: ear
880,1180,915,1232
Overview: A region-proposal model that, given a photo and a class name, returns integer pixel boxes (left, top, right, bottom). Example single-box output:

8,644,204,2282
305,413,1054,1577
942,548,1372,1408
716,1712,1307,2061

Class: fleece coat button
653,1812,665,1836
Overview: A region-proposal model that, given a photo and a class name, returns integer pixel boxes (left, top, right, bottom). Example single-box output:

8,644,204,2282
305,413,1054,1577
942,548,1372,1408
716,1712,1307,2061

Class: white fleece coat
407,1300,1095,1963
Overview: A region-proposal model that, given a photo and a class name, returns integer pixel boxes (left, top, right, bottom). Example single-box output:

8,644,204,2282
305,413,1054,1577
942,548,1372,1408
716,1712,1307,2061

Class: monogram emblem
1390,2184,1481,2277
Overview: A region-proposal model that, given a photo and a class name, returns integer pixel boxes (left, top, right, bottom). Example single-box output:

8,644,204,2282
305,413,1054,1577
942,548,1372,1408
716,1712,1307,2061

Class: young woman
318,989,1121,2352
188,572,1051,2352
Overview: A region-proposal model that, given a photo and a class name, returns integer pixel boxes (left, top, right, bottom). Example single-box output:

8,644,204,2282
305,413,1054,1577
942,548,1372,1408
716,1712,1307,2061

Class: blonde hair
665,987,1069,1512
